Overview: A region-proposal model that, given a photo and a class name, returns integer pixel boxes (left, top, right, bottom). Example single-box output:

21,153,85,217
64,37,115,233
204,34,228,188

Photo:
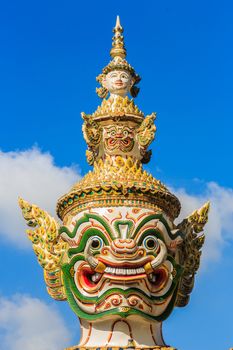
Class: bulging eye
89,236,103,250
142,235,159,251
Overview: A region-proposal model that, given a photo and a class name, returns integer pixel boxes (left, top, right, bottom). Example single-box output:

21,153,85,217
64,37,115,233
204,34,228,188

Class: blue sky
0,1,232,349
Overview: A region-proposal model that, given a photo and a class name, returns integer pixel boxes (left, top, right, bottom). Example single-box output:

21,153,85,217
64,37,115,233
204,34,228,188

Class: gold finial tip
18,196,24,207
202,201,210,211
110,15,126,59
115,15,122,29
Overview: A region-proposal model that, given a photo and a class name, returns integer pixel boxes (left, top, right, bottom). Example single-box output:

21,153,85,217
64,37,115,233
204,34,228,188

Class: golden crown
56,17,181,222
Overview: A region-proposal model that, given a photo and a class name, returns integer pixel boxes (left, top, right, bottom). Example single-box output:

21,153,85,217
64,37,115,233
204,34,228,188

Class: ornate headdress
96,16,141,98
19,17,210,350
56,15,180,221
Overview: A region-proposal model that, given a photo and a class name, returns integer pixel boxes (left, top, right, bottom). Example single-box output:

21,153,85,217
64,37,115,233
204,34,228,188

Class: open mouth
147,269,167,285
80,266,102,287
78,263,168,291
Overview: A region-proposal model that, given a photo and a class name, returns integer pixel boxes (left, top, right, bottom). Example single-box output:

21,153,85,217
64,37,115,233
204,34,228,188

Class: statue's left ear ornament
18,197,67,301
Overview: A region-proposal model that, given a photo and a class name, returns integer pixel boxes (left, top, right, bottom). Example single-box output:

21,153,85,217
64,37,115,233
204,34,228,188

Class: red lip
98,257,152,268
114,81,123,86
78,264,168,292
79,266,97,288
77,260,169,294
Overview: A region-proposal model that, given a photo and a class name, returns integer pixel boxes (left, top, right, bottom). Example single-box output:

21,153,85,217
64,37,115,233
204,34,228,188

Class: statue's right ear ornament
175,201,210,307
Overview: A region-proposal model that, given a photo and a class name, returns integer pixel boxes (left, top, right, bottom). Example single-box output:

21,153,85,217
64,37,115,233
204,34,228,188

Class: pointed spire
188,201,210,233
110,16,126,59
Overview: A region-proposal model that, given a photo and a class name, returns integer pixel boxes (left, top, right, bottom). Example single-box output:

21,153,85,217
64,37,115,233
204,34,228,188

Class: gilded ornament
18,197,67,300
92,96,144,121
96,16,140,99
175,202,210,307
19,16,210,350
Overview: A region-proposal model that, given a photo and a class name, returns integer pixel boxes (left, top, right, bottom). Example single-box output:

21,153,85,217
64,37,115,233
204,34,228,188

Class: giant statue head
19,16,209,350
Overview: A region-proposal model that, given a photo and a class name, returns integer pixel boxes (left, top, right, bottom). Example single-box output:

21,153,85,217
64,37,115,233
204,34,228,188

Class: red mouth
79,266,102,288
77,263,168,292
147,269,167,285
114,81,123,86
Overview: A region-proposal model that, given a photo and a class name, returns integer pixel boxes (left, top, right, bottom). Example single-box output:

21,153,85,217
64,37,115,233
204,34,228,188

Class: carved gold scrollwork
136,113,156,151
176,202,210,307
82,113,102,165
18,197,67,300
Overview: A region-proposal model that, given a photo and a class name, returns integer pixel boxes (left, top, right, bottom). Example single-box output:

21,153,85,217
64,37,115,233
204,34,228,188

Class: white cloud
0,294,72,350
0,147,81,247
173,181,233,263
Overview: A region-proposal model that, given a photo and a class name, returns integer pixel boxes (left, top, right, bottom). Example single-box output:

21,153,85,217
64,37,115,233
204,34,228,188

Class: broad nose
111,239,137,254
116,132,123,138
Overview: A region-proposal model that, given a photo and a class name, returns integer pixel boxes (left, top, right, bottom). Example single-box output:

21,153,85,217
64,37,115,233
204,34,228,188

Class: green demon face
59,207,183,321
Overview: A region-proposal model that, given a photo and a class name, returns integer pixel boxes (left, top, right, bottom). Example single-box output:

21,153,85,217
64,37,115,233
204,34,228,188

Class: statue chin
108,87,129,97
111,92,127,98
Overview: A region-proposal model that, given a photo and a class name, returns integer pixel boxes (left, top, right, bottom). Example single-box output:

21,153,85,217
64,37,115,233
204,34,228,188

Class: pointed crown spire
110,16,126,59
56,17,181,222
96,16,141,99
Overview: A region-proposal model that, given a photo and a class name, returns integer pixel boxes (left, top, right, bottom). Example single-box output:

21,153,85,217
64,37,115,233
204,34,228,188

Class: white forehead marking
118,224,129,239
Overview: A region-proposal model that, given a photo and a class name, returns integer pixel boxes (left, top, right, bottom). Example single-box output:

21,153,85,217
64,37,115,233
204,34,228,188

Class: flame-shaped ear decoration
18,197,67,300
175,202,210,307
136,112,156,163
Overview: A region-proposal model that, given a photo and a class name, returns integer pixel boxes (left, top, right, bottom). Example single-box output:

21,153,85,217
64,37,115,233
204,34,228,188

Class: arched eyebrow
132,214,173,239
59,213,114,241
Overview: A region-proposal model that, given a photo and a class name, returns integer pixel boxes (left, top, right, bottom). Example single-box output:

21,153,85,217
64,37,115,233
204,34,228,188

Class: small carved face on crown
103,124,135,154
102,70,134,97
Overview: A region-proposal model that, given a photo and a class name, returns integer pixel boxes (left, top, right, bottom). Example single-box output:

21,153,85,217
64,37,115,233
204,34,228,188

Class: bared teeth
104,267,145,276
136,268,145,274
89,268,159,284
105,267,116,274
